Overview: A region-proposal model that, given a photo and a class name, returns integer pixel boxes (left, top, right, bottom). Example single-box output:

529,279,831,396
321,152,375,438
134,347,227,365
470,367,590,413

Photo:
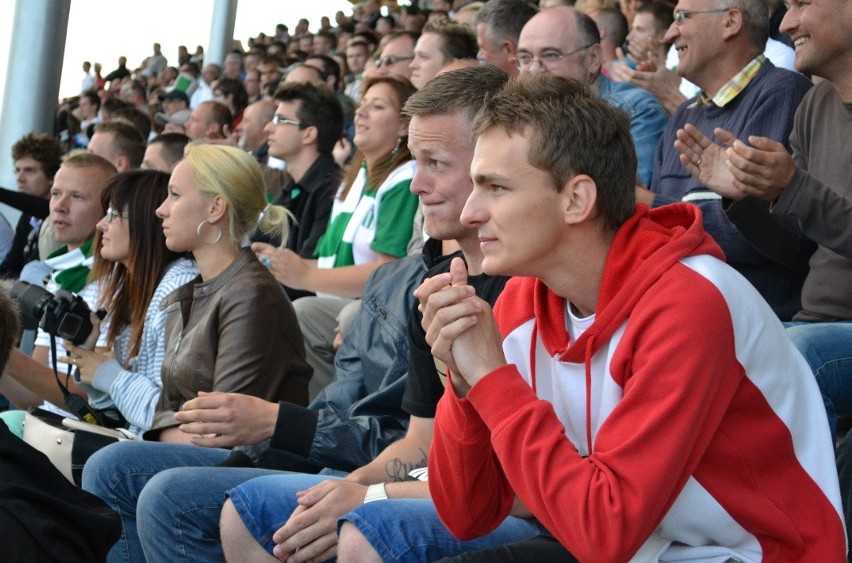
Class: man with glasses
517,6,666,186
637,0,812,322
373,31,419,82
675,0,852,504
253,82,344,306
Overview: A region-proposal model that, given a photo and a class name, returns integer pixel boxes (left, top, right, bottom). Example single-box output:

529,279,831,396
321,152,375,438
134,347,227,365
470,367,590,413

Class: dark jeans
438,536,578,563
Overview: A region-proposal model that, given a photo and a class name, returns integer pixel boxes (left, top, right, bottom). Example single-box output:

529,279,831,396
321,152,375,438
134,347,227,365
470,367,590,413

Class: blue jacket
237,239,446,473
597,73,668,187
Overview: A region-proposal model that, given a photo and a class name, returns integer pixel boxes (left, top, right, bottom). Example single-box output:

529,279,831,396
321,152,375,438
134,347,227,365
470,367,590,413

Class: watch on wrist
363,483,388,503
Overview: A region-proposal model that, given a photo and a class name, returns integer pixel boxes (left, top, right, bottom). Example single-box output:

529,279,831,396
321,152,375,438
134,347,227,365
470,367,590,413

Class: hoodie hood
531,203,724,363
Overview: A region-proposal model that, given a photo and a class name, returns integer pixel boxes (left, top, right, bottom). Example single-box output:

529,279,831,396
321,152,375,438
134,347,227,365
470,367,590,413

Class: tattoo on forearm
385,448,428,482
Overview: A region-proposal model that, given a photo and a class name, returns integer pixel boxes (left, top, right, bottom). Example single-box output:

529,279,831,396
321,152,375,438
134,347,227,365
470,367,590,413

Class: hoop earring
391,137,402,157
196,219,222,245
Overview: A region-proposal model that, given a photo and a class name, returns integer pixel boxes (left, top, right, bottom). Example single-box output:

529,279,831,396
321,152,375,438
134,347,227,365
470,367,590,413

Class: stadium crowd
0,0,851,561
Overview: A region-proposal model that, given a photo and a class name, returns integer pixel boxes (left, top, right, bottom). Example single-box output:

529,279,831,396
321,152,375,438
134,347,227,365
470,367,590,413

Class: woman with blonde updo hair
150,143,312,443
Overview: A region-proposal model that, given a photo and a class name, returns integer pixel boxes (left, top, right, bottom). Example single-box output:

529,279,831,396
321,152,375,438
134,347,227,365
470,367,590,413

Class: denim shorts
339,498,545,562
227,473,332,554
228,474,545,561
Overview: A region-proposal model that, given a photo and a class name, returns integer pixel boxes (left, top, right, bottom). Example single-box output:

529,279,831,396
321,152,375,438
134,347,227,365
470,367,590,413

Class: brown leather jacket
149,248,312,433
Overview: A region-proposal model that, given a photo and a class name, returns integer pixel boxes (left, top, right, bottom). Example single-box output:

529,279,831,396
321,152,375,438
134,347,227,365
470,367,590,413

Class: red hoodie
428,204,845,562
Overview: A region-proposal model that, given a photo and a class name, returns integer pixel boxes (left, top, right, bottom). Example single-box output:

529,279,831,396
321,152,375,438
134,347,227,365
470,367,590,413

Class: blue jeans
138,465,280,562
340,499,545,562
785,320,852,438
81,441,230,563
229,474,546,562
228,473,337,553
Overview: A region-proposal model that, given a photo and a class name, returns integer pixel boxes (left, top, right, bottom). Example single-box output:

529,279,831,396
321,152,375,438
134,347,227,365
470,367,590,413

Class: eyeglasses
105,207,128,223
516,45,595,70
673,8,731,25
272,115,305,127
375,55,414,69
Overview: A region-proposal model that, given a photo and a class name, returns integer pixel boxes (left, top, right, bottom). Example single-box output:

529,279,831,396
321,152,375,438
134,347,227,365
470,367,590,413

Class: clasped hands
413,257,506,397
674,124,796,202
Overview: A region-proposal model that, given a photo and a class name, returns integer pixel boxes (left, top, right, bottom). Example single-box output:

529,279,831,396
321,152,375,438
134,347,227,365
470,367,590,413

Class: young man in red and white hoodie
415,75,846,562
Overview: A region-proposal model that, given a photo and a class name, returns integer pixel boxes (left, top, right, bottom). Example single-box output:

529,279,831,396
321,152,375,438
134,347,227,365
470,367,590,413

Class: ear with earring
391,137,403,157
196,219,222,245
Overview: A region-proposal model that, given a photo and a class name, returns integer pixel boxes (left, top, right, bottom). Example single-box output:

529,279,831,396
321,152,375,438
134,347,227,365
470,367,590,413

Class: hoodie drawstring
529,319,595,456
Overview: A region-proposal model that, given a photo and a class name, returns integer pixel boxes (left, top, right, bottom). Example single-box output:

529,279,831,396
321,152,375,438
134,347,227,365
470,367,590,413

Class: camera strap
47,333,115,427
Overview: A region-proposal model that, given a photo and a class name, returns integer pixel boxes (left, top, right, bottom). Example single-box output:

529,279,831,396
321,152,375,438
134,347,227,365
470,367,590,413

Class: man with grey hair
474,0,538,75
636,0,813,321
517,6,666,186
677,0,852,453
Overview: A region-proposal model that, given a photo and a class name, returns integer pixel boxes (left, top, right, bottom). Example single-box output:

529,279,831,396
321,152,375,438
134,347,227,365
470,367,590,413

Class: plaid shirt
690,54,767,109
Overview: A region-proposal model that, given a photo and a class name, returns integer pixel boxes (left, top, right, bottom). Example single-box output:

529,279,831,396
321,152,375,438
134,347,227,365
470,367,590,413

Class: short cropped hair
574,10,603,47
636,2,675,35
352,30,381,51
61,150,118,179
80,90,102,113
94,120,146,168
202,101,234,135
315,30,336,48
595,7,629,48
727,0,769,48
474,0,539,44
274,82,344,154
422,20,479,61
110,106,153,141
472,75,636,229
11,133,64,178
306,55,342,89
403,65,509,122
100,97,131,121
147,133,190,170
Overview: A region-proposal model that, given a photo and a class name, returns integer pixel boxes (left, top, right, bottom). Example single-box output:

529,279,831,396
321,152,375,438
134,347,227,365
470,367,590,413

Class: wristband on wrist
363,483,388,503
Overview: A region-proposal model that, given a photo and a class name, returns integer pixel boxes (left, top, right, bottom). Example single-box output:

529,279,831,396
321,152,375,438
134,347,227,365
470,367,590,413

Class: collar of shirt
690,54,767,109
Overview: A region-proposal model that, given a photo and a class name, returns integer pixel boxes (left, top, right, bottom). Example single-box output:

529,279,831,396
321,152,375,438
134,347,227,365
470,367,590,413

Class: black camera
9,280,94,345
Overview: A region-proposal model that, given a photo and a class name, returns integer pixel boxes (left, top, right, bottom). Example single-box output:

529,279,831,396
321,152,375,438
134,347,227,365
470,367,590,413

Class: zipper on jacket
167,329,184,387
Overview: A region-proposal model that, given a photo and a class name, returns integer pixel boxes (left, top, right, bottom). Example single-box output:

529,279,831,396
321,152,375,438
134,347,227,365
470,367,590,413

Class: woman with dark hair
64,170,198,434
0,170,198,438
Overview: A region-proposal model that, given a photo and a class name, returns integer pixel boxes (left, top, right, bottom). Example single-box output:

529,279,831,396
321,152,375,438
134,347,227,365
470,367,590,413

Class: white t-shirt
31,248,108,416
